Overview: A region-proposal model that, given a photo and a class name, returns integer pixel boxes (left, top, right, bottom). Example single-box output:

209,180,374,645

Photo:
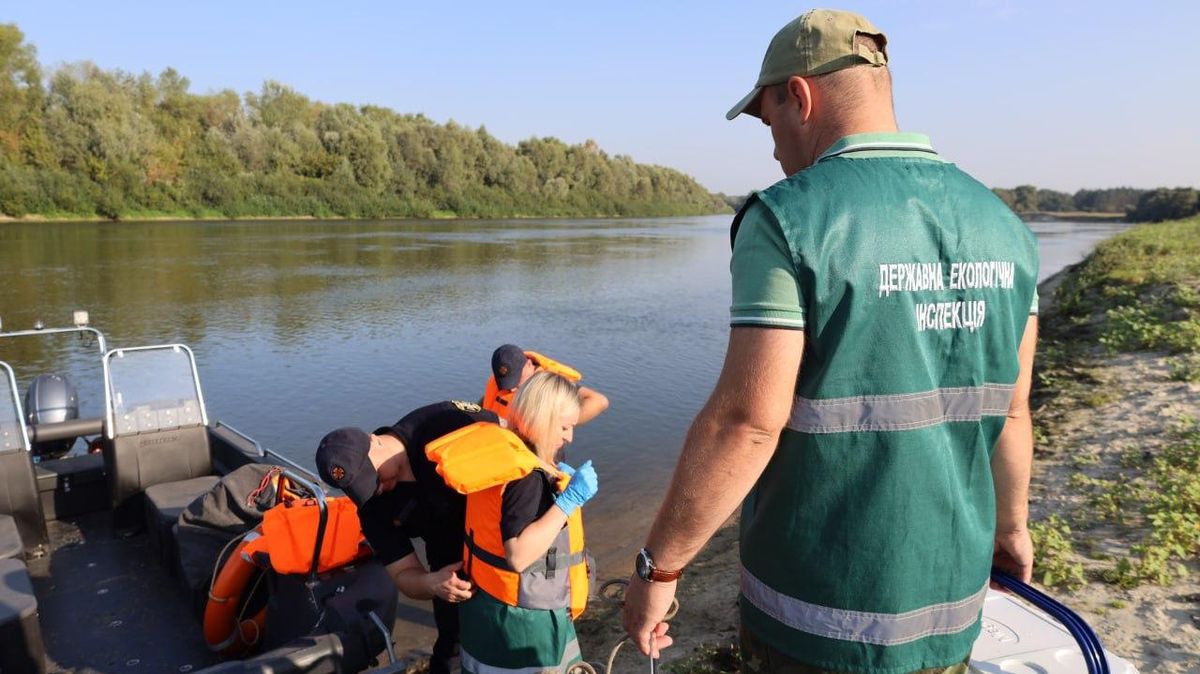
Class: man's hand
621,577,676,657
426,562,474,603
993,527,1034,583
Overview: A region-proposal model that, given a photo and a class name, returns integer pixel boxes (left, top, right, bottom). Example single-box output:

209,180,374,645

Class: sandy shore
575,269,1200,673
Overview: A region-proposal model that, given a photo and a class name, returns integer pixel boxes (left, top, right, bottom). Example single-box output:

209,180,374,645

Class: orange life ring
204,529,269,657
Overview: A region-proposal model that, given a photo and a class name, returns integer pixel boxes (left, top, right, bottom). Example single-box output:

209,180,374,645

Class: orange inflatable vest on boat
426,422,591,619
204,496,370,657
481,351,583,416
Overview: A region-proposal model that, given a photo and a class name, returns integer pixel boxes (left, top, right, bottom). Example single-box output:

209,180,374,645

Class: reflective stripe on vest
737,140,1040,669
786,383,1015,434
461,638,581,674
741,566,987,646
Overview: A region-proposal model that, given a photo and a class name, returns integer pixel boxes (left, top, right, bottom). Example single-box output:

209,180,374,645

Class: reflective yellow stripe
741,566,986,646
460,638,581,674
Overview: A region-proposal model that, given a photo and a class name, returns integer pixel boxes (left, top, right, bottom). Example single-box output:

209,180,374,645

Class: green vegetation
1029,515,1087,590
1050,216,1200,354
991,185,1200,222
0,25,726,221
1029,215,1200,591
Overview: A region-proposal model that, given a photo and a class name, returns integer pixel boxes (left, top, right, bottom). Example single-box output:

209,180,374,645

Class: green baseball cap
726,8,888,120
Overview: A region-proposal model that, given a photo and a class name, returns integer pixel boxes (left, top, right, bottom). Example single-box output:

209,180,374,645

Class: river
0,215,1127,576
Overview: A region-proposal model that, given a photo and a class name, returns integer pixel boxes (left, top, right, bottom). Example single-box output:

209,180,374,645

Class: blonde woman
430,371,597,674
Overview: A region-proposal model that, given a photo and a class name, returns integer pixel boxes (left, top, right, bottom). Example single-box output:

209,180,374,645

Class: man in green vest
623,9,1039,674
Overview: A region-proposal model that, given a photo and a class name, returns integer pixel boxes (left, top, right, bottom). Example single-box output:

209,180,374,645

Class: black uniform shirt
357,400,499,567
500,470,558,541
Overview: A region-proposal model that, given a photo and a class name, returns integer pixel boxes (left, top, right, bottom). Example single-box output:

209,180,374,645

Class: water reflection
0,215,1126,572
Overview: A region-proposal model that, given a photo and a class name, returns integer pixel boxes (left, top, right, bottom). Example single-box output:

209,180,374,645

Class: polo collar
816,132,939,162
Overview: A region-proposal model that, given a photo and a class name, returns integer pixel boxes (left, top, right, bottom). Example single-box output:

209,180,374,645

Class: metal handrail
214,420,265,457
264,447,321,483
104,344,209,439
278,468,328,586
0,361,31,452
0,326,108,355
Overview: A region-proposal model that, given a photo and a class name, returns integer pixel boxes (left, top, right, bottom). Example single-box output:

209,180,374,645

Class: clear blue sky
4,1,1197,196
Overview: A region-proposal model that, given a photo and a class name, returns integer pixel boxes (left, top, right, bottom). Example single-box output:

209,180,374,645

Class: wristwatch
635,548,683,583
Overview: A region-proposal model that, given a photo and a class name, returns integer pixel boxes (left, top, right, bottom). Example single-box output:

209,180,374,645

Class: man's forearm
993,316,1037,533
992,410,1033,532
643,407,780,571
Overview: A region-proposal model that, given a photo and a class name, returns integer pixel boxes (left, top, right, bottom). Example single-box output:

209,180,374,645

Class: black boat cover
176,464,293,593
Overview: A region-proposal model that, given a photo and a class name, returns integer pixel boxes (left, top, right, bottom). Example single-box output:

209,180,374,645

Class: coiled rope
567,579,680,674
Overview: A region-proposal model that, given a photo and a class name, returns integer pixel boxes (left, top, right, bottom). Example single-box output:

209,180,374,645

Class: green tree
1012,185,1039,212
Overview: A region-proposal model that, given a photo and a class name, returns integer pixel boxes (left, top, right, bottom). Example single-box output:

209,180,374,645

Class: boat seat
106,424,215,532
0,557,45,674
0,445,49,556
144,475,221,572
0,514,23,560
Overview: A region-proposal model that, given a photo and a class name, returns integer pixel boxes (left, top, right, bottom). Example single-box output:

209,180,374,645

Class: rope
208,530,250,602
234,567,266,647
569,579,679,674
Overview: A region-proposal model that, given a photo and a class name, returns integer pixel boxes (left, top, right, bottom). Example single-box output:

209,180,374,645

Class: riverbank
1020,211,1126,223
0,208,730,224
577,216,1200,673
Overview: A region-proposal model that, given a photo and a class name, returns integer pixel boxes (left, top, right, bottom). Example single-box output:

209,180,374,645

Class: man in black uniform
315,400,498,674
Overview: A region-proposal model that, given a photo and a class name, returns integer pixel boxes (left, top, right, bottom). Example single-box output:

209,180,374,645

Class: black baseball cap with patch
315,426,378,506
491,344,528,391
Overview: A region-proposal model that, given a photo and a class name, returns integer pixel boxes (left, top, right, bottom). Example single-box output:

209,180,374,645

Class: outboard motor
25,373,80,459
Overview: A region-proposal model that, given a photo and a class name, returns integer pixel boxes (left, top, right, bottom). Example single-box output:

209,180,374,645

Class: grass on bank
1030,215,1200,591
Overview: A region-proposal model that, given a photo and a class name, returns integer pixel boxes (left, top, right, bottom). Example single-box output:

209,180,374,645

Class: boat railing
0,311,108,355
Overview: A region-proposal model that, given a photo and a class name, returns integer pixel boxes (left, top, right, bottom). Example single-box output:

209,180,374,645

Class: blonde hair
507,371,581,460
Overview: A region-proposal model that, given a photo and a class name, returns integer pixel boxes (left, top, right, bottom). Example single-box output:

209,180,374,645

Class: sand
576,354,1200,673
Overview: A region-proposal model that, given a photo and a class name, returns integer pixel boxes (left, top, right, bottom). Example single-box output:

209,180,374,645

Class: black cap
315,427,378,506
491,344,528,391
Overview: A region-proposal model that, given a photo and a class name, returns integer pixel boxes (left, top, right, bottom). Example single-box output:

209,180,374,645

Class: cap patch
498,365,509,376
330,465,345,481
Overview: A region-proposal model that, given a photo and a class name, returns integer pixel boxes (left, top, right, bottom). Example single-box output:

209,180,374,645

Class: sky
3,1,1197,196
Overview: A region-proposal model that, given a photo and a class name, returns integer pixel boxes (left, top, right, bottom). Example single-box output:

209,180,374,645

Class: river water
0,215,1127,575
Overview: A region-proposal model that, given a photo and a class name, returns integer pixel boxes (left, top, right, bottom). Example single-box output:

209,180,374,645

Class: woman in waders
427,371,598,674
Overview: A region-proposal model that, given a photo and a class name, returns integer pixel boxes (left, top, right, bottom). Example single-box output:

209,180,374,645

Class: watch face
635,549,651,580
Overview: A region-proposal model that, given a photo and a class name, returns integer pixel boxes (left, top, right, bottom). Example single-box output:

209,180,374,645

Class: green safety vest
736,136,1039,673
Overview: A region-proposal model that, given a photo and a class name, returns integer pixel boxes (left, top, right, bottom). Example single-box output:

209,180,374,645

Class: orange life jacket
426,422,591,618
204,496,370,657
481,351,584,416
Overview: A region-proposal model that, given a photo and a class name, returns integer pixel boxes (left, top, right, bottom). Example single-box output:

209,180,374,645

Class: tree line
990,186,1199,223
723,184,1197,225
0,25,727,221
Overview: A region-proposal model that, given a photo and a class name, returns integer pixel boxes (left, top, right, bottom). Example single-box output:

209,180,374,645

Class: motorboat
0,313,406,673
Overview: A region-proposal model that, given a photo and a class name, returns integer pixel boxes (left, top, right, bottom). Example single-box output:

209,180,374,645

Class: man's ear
787,76,814,125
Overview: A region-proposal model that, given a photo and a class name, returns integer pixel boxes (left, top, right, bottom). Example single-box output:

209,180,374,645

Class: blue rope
990,570,1111,674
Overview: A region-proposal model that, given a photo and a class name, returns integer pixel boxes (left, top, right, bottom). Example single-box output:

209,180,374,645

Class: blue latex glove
557,462,576,477
555,460,598,517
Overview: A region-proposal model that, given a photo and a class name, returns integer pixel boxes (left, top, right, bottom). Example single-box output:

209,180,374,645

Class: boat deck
28,512,223,673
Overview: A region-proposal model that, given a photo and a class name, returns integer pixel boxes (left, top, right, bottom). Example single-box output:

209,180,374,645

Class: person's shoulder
442,399,500,424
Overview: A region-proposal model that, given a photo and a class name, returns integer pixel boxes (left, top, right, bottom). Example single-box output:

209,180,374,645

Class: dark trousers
430,596,459,674
426,536,464,674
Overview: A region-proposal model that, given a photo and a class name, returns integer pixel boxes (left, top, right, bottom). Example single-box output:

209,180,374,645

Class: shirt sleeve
1030,291,1039,315
357,489,416,566
500,473,552,541
729,199,805,329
